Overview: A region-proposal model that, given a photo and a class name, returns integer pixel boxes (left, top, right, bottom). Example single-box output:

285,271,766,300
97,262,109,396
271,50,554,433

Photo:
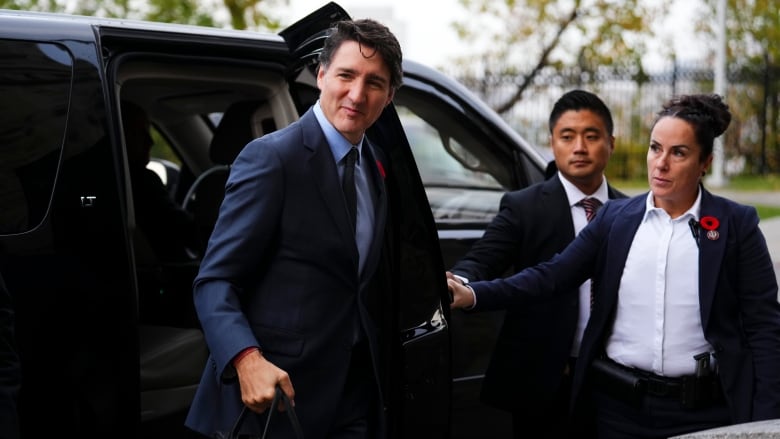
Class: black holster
590,357,723,409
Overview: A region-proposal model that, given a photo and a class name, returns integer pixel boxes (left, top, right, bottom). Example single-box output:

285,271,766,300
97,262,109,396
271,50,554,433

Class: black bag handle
226,385,303,439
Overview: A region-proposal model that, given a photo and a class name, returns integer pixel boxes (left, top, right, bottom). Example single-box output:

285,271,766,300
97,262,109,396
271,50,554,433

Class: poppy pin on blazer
376,160,386,179
700,215,720,240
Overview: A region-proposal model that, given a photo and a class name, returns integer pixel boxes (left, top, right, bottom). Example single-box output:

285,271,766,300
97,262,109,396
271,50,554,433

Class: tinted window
399,107,501,190
147,124,184,199
396,103,505,222
0,39,71,234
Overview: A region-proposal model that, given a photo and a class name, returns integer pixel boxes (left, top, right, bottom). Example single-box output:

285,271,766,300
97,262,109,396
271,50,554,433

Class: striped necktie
577,197,602,309
577,197,602,223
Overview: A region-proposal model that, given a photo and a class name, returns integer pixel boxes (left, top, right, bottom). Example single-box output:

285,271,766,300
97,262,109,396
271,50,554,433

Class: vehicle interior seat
183,99,276,250
136,101,278,423
139,324,209,422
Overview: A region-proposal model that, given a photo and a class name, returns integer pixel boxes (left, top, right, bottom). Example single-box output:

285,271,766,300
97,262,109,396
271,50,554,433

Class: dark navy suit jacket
451,174,625,411
469,189,780,422
185,109,389,437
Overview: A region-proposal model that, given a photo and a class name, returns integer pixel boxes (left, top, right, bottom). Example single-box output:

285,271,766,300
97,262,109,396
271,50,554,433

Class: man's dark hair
548,89,614,136
319,18,403,92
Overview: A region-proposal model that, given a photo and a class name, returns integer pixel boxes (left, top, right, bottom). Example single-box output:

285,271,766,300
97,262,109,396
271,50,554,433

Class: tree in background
449,0,777,176
699,0,779,174
451,0,670,115
0,0,283,30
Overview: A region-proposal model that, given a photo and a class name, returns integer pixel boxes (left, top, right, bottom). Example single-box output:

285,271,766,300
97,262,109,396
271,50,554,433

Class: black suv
0,2,547,437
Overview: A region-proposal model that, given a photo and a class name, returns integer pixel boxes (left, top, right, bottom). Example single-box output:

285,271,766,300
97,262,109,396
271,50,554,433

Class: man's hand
234,350,295,414
448,278,475,309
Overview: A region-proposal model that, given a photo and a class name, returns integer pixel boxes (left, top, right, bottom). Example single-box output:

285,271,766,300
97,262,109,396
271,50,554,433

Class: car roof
402,59,547,168
0,8,284,43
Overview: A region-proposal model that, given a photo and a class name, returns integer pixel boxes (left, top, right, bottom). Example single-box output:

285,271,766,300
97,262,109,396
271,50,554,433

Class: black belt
634,368,683,398
590,357,722,408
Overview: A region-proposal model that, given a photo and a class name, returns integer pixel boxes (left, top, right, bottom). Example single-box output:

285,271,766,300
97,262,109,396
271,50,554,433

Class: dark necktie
577,197,603,309
342,147,358,234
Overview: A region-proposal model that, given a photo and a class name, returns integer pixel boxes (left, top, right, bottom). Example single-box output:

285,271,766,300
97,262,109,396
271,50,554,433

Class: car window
147,124,183,199
396,103,505,222
0,39,72,234
150,125,182,169
399,107,501,189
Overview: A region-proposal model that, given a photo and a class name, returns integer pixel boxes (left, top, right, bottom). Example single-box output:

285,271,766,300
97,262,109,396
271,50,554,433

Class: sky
280,0,473,68
279,0,710,71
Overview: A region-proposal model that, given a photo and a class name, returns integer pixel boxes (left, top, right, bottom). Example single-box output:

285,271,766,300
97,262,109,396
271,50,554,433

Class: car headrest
209,100,266,165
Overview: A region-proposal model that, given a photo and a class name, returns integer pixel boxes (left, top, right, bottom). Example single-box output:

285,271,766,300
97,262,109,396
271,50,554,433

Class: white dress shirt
606,190,713,377
558,173,609,357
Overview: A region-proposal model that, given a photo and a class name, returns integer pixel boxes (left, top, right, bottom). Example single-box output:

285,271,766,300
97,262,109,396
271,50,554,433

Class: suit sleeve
468,206,604,311
192,138,285,378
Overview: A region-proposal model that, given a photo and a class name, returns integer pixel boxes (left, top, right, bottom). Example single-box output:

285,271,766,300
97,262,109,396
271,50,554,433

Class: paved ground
670,418,780,438
759,215,780,282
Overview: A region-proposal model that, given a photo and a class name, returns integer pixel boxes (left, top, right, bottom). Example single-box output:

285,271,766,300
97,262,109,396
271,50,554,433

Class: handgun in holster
680,352,720,409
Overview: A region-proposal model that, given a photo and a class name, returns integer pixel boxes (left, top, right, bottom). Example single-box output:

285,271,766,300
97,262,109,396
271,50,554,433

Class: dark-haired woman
449,93,780,438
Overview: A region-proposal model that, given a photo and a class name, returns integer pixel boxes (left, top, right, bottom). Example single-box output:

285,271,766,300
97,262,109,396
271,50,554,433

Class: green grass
756,205,780,220
614,173,780,191
611,178,647,190
612,173,780,220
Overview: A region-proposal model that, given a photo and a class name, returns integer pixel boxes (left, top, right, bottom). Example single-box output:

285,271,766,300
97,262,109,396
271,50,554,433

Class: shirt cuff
453,274,470,285
465,283,477,310
232,346,260,367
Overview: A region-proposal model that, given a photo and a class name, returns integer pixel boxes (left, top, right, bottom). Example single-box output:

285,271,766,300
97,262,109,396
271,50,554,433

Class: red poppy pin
376,160,386,179
699,215,720,241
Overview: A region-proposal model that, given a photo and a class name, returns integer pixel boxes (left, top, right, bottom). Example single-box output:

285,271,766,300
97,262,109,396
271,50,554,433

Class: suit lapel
300,110,358,250
542,176,576,242
600,196,646,316
698,190,726,329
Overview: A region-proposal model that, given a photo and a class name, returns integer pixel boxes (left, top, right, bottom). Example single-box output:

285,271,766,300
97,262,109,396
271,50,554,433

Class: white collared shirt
558,173,609,357
606,190,713,377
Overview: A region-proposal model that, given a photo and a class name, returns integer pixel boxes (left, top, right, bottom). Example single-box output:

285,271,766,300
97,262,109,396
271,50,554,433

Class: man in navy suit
449,94,780,438
185,19,403,439
448,89,625,438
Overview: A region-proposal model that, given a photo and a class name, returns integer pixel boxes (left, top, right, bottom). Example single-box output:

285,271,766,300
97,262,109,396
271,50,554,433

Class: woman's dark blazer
469,189,780,422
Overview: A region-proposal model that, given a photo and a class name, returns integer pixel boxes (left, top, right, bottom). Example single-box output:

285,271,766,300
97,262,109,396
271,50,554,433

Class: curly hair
653,94,731,161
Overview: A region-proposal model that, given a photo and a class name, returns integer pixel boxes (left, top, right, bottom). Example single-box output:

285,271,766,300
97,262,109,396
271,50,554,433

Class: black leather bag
216,386,303,439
